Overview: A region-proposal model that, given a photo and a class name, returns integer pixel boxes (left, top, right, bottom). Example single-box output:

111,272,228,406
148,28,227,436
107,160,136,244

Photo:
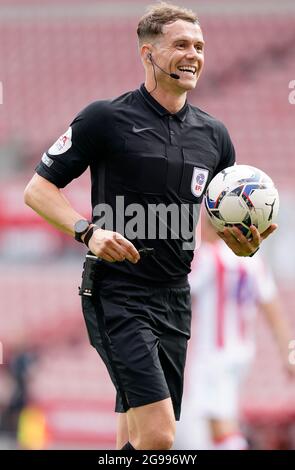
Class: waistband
100,268,189,289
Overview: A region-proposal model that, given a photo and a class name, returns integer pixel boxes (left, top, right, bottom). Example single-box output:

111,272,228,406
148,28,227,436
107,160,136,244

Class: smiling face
145,19,205,92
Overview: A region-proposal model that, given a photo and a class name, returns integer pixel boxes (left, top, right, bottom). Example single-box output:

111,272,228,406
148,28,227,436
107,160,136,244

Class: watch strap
83,225,99,248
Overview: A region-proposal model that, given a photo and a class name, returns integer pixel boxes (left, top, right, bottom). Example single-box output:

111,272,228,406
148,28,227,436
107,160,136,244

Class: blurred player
176,216,294,450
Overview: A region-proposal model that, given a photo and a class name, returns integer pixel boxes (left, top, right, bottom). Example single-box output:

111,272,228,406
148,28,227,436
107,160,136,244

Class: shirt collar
138,84,188,122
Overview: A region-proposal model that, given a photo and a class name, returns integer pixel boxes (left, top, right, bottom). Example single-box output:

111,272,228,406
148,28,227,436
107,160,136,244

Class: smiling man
140,14,205,107
24,2,276,451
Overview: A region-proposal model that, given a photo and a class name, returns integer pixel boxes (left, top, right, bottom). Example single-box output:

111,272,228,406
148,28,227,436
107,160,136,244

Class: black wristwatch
74,219,90,243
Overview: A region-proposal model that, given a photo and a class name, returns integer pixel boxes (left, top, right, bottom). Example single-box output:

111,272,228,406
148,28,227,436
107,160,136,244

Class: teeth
177,66,196,74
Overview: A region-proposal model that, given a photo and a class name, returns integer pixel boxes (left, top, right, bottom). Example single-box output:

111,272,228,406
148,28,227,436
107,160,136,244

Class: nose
185,46,199,61
185,46,204,71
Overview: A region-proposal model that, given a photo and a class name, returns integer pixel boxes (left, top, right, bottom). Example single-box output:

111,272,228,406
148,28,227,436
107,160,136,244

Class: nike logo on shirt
132,125,154,133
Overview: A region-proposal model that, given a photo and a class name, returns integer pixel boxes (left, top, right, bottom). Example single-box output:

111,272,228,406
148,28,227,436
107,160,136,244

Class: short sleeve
35,101,106,188
213,122,236,176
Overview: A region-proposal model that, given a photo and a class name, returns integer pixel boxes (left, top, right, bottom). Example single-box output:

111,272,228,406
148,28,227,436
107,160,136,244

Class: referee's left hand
217,223,278,257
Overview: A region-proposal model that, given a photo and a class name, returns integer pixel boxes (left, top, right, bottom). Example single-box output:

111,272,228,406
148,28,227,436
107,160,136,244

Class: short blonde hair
137,2,200,45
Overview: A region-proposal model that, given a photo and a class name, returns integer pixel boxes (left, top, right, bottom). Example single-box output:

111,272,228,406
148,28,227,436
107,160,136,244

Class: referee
24,2,276,450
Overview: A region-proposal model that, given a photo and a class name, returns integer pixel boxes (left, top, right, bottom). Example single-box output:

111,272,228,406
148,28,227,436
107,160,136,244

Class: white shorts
185,350,253,420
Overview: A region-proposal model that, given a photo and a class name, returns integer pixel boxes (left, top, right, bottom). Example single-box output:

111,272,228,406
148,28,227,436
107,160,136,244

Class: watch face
75,219,89,234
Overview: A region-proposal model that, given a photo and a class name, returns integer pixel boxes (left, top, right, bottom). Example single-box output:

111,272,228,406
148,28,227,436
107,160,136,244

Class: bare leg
116,413,129,449
209,419,247,450
127,397,175,450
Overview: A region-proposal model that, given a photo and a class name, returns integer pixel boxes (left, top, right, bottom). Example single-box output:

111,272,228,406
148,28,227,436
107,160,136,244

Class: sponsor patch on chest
191,167,209,197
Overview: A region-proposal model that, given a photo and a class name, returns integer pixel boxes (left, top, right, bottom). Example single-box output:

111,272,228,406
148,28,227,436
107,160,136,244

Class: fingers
229,226,249,244
219,226,259,256
116,236,140,263
249,225,260,247
218,223,277,256
89,229,140,263
103,254,117,263
100,239,138,263
260,223,278,240
110,240,140,264
218,228,242,255
105,245,127,263
220,227,247,248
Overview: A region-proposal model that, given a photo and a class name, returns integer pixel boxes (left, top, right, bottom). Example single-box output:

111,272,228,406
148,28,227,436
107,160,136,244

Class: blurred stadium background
0,0,295,450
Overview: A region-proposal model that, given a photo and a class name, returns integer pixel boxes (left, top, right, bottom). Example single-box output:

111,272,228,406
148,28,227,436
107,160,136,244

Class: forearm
24,173,86,238
261,298,292,362
24,174,139,262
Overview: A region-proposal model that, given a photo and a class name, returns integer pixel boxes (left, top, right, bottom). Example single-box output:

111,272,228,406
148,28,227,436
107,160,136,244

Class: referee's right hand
85,228,140,263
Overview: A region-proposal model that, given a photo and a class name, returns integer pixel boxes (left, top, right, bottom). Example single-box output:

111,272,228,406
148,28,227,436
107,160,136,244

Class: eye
195,44,204,52
176,42,185,49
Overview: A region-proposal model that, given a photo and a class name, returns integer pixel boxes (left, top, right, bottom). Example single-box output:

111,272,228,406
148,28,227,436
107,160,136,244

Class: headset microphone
169,72,181,80
148,53,180,80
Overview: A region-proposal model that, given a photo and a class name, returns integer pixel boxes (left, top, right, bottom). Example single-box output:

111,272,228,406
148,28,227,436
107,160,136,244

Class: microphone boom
149,54,180,80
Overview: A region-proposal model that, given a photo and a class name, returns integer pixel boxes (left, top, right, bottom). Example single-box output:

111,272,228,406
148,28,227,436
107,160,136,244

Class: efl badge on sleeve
48,127,72,155
191,167,209,197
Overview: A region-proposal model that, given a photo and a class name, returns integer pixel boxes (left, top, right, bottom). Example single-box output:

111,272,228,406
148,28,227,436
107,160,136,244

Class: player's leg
116,413,129,449
117,399,175,450
140,285,191,450
82,280,186,450
209,418,248,450
206,356,249,450
99,281,178,450
126,397,175,450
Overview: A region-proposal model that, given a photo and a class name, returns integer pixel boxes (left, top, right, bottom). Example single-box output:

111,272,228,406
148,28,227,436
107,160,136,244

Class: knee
136,429,175,450
154,432,174,450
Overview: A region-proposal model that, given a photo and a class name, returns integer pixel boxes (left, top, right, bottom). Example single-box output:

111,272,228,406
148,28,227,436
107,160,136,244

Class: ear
140,44,152,63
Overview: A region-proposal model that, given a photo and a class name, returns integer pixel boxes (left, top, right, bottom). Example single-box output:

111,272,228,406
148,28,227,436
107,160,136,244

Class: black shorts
81,276,191,421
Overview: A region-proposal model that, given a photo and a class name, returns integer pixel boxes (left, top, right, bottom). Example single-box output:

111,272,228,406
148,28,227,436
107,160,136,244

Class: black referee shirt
36,84,235,286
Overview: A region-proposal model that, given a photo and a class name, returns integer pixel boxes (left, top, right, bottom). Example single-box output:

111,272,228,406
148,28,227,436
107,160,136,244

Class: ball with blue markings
204,165,279,237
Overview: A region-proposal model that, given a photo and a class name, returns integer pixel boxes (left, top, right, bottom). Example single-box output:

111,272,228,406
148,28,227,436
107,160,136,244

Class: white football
204,165,279,237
